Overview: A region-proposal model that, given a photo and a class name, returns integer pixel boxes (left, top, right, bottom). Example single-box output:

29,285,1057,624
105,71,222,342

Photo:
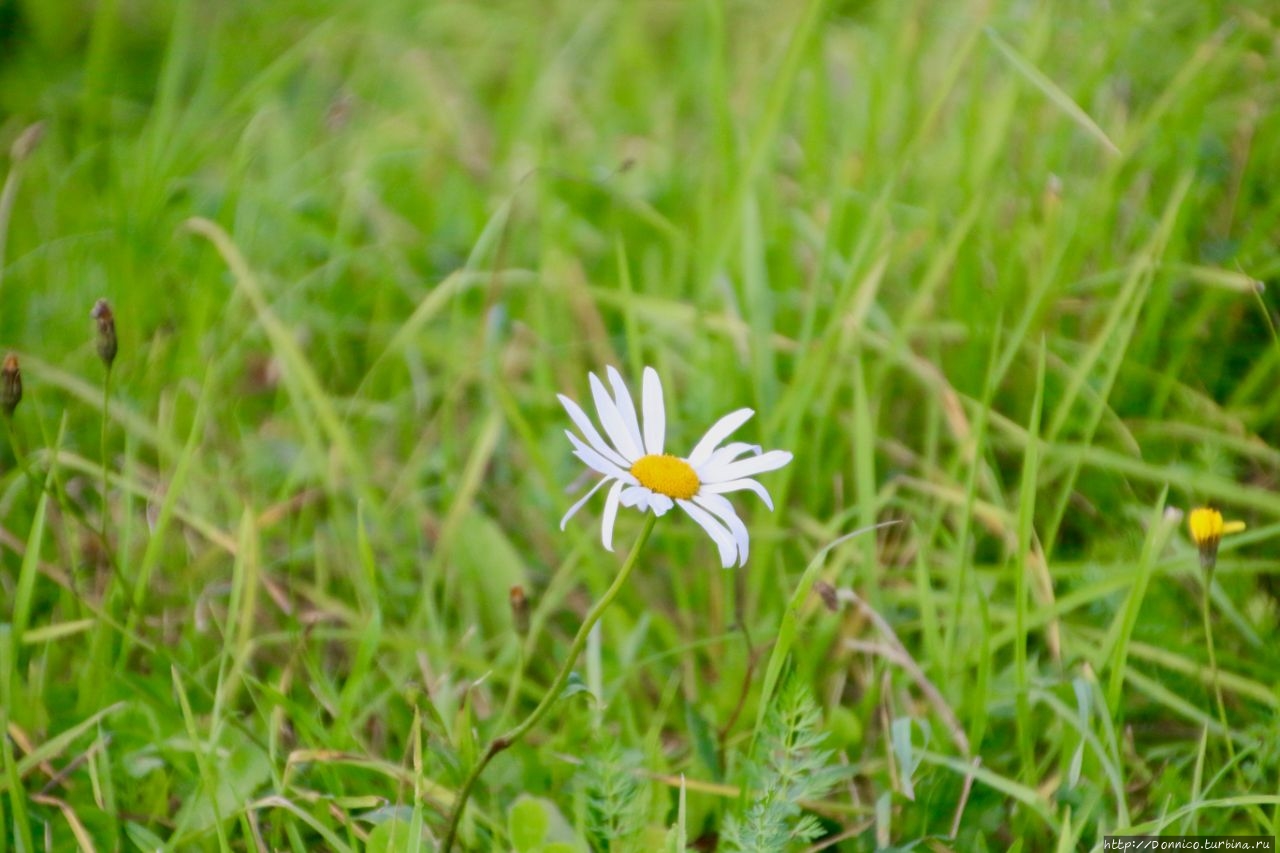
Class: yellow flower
1188,507,1245,570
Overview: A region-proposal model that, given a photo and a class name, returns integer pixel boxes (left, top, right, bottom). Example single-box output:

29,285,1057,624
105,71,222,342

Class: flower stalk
1200,569,1234,765
91,299,116,543
439,513,657,852
1187,508,1244,764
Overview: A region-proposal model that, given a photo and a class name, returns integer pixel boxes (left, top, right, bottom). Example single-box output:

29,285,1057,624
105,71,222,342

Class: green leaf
509,796,550,852
365,816,426,853
171,737,271,835
828,705,863,753
357,805,417,826
559,671,596,704
684,702,721,783
662,774,688,853
754,521,901,743
453,509,530,633
124,822,167,851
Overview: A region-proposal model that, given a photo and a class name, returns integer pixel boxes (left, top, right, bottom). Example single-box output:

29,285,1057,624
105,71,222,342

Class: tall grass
1,0,1279,848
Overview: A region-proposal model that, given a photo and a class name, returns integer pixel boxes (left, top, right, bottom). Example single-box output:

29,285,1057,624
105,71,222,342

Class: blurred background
2,0,1280,849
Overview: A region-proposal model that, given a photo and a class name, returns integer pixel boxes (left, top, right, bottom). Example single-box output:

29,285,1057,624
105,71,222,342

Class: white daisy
558,366,792,568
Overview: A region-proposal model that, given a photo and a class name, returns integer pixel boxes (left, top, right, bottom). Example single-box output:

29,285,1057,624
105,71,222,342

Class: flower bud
814,580,841,613
509,585,530,636
1,353,21,416
90,299,117,368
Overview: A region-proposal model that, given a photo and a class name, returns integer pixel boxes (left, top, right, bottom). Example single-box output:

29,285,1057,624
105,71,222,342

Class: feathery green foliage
721,678,847,852
581,743,652,852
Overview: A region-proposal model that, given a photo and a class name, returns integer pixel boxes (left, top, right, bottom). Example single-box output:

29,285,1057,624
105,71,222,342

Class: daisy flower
558,366,792,567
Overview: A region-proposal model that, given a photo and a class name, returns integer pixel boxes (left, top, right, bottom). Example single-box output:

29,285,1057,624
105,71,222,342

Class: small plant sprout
559,365,792,567
440,366,793,852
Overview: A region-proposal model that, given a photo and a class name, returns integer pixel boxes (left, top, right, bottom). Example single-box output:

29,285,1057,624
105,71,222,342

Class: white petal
641,366,666,455
700,442,762,472
560,477,612,530
700,477,775,510
686,408,755,467
693,493,750,566
559,394,630,468
566,431,634,480
600,479,625,551
649,494,674,516
620,485,651,508
590,372,643,461
606,366,645,459
678,499,737,568
701,449,793,483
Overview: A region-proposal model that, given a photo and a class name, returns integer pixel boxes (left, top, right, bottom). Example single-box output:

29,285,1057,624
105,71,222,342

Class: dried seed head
814,580,841,613
509,585,530,636
90,299,117,368
1,353,21,416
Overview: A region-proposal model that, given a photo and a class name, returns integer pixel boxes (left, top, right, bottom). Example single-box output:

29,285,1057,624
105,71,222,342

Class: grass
2,0,1280,849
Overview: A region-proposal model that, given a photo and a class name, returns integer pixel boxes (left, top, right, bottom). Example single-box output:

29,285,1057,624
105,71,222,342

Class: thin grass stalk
100,364,112,545
1013,343,1047,783
1199,559,1270,830
5,417,31,499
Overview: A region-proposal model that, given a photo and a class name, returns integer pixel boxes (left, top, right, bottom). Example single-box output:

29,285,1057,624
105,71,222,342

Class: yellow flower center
630,454,700,500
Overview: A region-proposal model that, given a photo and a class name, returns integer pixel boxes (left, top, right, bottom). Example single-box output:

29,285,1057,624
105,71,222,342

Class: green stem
440,513,657,852
100,366,111,543
6,416,126,601
1202,567,1236,767
5,416,32,497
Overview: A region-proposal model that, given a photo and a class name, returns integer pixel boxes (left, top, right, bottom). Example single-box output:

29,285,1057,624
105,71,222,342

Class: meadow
2,0,1280,849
